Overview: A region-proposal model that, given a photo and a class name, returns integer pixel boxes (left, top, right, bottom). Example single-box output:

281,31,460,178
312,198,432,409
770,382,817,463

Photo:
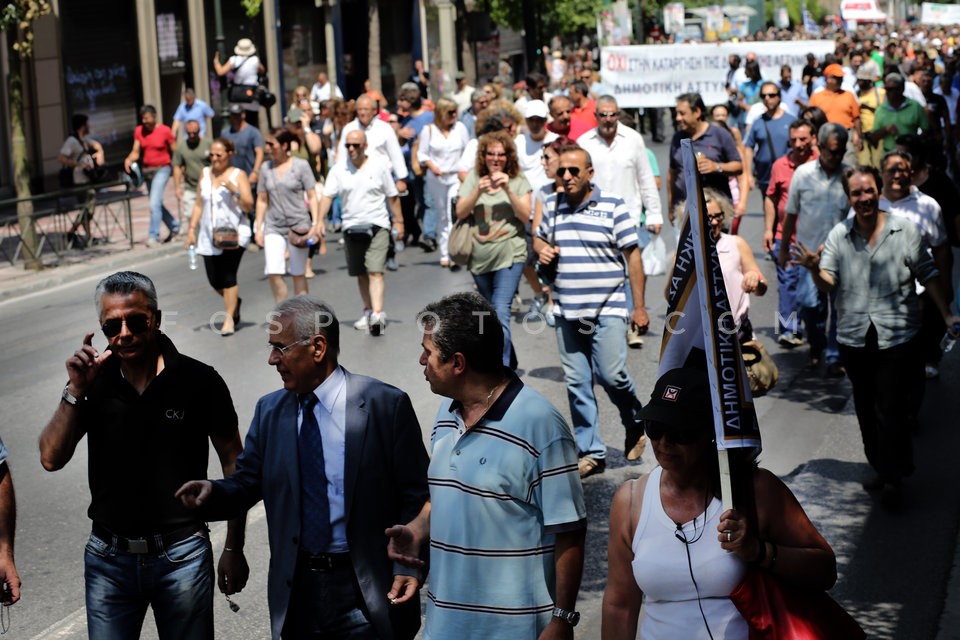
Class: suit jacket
205,368,430,640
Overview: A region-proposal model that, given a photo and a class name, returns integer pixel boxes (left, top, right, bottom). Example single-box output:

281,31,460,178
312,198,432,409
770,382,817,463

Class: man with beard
793,166,959,508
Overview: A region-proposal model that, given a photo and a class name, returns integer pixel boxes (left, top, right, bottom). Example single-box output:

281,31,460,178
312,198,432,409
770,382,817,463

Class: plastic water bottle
941,323,960,354
188,244,198,270
392,228,404,252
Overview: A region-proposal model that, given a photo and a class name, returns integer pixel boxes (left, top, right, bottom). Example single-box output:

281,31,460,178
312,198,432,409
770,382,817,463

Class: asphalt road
0,136,957,639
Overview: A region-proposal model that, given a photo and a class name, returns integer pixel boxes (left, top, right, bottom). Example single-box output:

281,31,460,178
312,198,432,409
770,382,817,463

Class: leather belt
297,552,352,572
92,523,205,554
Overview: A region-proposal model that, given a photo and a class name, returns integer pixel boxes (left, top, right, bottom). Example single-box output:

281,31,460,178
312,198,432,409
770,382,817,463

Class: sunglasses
102,314,150,338
485,151,507,158
557,166,582,178
597,111,620,118
345,143,362,149
644,420,702,445
761,92,781,98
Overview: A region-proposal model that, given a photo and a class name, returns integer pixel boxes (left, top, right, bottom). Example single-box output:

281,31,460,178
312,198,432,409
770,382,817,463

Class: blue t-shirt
739,79,763,107
743,112,795,186
401,111,434,174
221,124,264,176
669,124,741,204
173,99,215,137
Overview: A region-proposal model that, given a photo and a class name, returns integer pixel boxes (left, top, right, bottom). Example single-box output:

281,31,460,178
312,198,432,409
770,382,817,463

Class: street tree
1,0,51,270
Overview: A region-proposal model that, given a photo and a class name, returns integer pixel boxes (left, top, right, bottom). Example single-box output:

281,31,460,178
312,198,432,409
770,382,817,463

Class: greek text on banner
600,40,835,108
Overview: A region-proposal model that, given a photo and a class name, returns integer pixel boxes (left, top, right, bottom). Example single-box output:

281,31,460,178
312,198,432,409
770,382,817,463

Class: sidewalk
0,182,185,302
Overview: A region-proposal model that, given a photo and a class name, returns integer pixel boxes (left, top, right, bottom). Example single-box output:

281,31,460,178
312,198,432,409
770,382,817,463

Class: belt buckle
127,538,149,554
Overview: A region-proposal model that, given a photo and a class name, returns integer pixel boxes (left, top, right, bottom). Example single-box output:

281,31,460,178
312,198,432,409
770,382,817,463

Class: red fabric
730,567,865,640
549,118,593,142
571,98,598,131
135,124,174,168
765,151,818,241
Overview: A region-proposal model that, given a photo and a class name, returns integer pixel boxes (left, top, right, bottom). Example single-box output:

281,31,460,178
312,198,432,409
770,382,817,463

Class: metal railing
0,180,138,266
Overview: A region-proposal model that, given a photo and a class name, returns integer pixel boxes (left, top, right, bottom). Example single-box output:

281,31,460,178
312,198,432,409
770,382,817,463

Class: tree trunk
9,58,41,270
367,0,381,93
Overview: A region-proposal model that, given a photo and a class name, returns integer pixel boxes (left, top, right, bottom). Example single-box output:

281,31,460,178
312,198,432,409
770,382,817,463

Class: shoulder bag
227,57,258,103
730,565,865,640
448,195,474,266
742,339,779,396
535,188,560,285
208,168,241,250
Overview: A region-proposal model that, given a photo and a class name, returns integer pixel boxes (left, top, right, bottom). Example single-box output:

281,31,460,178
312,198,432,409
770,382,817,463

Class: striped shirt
424,373,586,639
537,184,639,320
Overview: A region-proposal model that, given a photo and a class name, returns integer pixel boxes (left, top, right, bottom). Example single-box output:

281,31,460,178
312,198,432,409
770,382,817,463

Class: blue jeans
555,316,640,459
84,529,214,640
421,182,437,240
770,239,801,336
472,262,525,366
797,270,839,364
146,165,179,240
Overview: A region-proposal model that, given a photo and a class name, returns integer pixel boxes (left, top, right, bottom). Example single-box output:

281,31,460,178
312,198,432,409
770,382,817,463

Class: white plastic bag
642,235,667,276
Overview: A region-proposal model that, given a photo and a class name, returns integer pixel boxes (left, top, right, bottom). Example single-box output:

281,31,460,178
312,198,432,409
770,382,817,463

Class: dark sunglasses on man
101,314,151,338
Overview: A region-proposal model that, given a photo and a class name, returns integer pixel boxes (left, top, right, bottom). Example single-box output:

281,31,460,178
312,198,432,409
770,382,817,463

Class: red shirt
135,124,174,168
548,118,593,142
765,151,818,240
571,98,598,132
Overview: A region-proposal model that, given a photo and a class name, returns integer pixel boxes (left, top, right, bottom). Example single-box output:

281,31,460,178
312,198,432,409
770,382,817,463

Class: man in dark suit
176,295,430,639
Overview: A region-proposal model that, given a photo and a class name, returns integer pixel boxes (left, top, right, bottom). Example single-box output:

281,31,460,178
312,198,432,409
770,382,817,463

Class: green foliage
485,0,605,37
0,0,51,59
240,0,262,19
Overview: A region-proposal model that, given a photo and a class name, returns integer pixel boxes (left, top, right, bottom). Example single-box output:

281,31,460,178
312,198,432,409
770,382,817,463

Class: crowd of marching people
39,23,960,640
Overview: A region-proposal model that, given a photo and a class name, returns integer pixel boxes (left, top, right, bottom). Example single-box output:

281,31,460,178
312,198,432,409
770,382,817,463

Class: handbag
535,188,560,285
448,214,474,266
742,339,779,396
288,224,319,248
730,566,865,640
207,169,241,250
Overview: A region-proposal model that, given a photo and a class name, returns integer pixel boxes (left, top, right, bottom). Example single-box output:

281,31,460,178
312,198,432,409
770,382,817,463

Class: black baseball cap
228,104,244,115
636,368,714,442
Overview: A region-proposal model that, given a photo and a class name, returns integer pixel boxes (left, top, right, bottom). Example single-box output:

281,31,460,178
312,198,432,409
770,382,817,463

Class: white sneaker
353,311,371,332
369,311,386,336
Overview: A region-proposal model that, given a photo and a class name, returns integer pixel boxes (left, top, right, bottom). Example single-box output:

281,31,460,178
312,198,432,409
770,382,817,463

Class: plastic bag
642,235,667,276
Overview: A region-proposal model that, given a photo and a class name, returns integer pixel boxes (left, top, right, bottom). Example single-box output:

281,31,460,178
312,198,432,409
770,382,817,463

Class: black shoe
826,363,846,377
880,482,904,511
164,227,181,243
419,237,438,252
233,298,242,325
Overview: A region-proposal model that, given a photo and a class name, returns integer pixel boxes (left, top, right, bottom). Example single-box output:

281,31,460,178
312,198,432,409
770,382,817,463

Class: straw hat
234,38,257,56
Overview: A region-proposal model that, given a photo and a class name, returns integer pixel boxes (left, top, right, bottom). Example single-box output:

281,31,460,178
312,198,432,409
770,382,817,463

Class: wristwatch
552,606,580,627
61,383,84,406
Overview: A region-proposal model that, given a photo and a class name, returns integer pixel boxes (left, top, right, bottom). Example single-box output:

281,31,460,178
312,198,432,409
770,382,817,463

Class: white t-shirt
196,167,251,256
59,136,94,185
310,81,344,104
514,130,558,194
323,155,397,229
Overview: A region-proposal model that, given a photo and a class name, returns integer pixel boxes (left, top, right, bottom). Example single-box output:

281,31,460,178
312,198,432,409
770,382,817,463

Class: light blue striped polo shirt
424,373,586,639
537,184,639,320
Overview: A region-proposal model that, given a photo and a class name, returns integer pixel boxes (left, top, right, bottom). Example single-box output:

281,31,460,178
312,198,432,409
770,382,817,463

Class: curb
0,243,182,304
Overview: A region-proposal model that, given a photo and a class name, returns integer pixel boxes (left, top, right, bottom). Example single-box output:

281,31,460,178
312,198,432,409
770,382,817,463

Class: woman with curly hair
455,130,532,368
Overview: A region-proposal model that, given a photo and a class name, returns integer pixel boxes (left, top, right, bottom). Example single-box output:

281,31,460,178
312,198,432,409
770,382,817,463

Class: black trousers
840,325,922,483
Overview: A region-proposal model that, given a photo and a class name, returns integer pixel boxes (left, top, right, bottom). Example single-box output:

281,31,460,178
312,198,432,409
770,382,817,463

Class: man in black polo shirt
39,271,248,639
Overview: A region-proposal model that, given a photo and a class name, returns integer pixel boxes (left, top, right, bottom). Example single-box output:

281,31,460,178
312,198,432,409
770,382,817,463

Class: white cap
524,99,548,119
932,37,943,47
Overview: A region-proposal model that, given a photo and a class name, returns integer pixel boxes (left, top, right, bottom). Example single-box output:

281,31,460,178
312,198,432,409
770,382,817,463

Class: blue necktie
298,394,332,554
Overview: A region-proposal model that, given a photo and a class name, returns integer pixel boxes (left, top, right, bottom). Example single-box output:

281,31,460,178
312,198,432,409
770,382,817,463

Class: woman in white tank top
602,367,837,639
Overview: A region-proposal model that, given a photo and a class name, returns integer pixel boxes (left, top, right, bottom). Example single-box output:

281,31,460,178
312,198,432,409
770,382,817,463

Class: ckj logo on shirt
165,409,185,420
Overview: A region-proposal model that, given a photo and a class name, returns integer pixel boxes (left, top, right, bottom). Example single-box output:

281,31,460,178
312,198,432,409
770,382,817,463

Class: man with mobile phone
39,271,247,639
